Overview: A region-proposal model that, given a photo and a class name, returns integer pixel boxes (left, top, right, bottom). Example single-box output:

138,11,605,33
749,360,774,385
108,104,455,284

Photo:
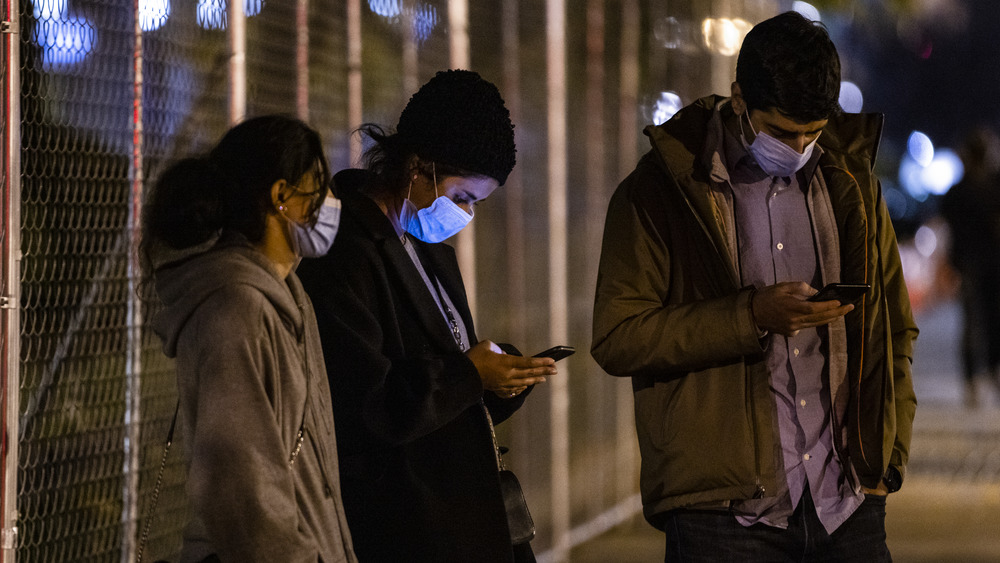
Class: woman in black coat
298,70,555,563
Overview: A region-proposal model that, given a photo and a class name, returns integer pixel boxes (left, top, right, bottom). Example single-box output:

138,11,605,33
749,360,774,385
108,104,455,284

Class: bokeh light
839,81,863,113
701,18,752,57
197,0,264,31
792,1,821,22
654,17,683,49
32,1,96,70
651,92,683,126
914,224,938,258
921,148,963,195
907,131,935,167
368,0,402,18
139,0,171,32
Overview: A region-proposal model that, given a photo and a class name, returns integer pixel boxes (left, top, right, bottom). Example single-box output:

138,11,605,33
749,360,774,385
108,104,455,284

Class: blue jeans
662,489,891,562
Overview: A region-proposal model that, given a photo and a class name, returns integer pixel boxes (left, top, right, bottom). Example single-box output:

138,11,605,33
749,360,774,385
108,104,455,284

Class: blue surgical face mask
741,112,819,178
284,194,342,258
398,168,473,243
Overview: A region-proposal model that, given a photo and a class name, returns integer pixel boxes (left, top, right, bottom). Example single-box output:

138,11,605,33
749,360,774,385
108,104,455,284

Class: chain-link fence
1,1,766,561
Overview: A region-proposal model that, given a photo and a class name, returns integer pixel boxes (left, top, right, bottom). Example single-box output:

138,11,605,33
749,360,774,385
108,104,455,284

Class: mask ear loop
432,162,439,198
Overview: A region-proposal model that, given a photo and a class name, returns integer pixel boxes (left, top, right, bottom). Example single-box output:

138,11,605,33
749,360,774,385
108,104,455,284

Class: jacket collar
644,95,884,285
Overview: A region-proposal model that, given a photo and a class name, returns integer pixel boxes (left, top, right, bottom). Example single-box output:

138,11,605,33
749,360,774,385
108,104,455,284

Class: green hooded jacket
591,95,918,526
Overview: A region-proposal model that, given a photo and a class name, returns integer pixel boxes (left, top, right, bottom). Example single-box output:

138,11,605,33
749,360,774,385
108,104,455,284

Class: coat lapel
646,100,741,287
348,191,467,351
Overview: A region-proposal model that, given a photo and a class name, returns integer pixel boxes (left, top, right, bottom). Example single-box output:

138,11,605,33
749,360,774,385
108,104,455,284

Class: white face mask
741,112,819,178
283,194,342,258
398,168,473,243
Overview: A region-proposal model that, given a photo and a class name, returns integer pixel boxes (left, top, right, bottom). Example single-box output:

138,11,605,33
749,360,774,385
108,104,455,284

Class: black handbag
498,469,535,544
482,403,536,545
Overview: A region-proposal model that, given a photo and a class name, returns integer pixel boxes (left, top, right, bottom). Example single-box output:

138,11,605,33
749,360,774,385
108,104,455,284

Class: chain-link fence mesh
4,1,729,560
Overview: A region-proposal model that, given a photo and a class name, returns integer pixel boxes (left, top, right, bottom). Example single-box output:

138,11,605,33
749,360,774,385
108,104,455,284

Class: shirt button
800,399,807,407
793,348,800,356
803,454,811,461
776,242,784,250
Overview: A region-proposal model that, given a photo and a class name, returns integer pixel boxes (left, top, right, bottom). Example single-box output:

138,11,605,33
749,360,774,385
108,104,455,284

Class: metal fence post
297,0,309,121
229,0,247,125
546,0,570,560
1,2,20,562
1,2,20,561
448,0,478,321
121,1,145,560
347,0,362,167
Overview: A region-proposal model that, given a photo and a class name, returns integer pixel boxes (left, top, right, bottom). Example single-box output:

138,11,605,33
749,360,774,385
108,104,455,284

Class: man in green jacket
592,11,917,560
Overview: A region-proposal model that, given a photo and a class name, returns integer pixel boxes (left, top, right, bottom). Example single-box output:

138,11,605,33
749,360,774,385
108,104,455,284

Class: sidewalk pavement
570,403,1000,562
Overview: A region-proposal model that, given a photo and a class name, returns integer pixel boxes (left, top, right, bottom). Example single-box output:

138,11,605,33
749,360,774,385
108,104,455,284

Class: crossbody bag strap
136,401,179,563
136,387,307,563
481,401,506,472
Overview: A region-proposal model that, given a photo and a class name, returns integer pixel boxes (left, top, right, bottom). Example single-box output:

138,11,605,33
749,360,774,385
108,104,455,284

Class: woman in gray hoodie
141,115,356,563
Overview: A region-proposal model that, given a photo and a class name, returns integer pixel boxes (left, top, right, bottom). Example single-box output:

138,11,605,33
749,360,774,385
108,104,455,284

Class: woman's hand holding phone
467,340,555,398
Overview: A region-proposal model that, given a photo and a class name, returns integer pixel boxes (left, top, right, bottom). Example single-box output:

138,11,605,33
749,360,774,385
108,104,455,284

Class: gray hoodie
152,233,356,563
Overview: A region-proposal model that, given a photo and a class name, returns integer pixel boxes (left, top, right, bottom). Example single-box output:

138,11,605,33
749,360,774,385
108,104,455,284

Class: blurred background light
368,0,402,18
701,17,752,56
139,0,171,32
792,1,821,22
33,0,66,20
410,3,439,43
921,148,963,195
651,91,682,126
197,0,264,30
839,81,863,113
899,156,928,201
914,224,938,258
654,16,683,49
899,145,964,200
882,184,911,221
367,0,438,43
907,130,935,167
32,1,96,70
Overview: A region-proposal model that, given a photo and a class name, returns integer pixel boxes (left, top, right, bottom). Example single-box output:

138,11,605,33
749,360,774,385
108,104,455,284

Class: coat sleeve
876,192,919,482
301,246,485,453
591,165,765,377
177,286,319,563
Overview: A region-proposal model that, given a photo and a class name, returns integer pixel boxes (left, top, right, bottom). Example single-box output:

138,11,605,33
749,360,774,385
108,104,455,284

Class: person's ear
406,154,422,179
731,82,746,116
271,179,290,212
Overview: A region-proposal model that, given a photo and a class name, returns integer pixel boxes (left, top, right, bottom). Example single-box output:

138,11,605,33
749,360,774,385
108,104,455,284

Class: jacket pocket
634,365,758,497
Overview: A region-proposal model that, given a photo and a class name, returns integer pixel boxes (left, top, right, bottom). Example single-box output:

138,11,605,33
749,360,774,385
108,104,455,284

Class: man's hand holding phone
752,282,857,337
807,283,870,304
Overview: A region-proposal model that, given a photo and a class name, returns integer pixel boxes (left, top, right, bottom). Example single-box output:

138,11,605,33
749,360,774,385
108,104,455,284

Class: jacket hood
151,232,302,358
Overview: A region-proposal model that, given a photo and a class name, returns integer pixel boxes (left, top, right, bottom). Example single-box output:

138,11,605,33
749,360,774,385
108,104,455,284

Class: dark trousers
662,489,891,562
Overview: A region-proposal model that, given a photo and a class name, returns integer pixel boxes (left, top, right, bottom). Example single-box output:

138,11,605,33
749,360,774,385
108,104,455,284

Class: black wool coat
298,169,530,563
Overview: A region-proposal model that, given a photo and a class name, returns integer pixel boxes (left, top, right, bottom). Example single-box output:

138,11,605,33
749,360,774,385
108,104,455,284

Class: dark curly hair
736,11,841,122
360,69,516,198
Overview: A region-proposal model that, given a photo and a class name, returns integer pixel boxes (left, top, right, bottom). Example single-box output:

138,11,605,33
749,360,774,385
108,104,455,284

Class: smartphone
807,283,870,304
532,345,576,362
